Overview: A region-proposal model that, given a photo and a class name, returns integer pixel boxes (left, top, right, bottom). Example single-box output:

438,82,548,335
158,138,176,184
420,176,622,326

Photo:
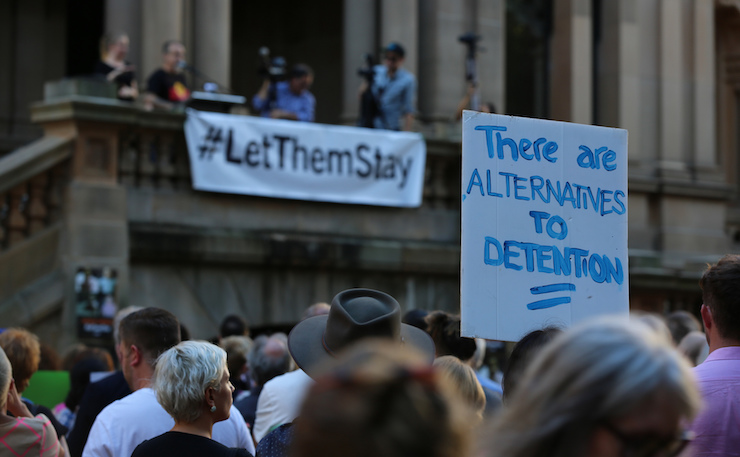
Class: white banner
460,111,629,342
184,109,427,207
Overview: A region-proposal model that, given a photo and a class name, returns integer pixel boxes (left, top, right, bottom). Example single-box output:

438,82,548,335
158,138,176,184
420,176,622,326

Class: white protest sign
461,111,629,342
184,109,426,207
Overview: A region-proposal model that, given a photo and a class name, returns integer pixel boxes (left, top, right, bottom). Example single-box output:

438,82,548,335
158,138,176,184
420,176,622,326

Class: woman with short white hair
0,346,62,456
483,317,701,457
131,341,252,457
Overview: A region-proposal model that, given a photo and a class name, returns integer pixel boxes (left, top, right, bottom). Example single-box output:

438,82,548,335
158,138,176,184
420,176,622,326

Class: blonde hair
0,328,40,393
433,356,486,419
483,317,701,457
99,33,128,60
219,335,253,380
0,347,12,409
292,340,473,457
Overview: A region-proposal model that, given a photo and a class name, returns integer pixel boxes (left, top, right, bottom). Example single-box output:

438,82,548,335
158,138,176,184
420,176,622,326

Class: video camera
258,47,288,83
357,53,380,128
357,53,376,84
458,32,482,82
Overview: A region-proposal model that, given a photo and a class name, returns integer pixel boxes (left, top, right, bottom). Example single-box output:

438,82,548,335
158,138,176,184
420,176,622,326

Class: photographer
455,81,496,119
358,42,416,131
252,64,315,122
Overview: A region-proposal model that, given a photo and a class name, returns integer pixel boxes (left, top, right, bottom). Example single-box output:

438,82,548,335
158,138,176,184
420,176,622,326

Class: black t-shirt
94,61,135,87
131,431,252,457
94,61,136,101
146,69,190,102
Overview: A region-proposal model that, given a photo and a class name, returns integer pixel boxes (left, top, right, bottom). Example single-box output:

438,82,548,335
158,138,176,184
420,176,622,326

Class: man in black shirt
145,40,190,110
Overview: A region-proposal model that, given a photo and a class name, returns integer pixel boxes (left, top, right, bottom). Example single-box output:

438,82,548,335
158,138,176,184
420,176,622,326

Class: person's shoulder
399,67,416,82
18,413,53,431
694,349,740,380
147,68,167,81
94,60,112,74
98,388,154,418
255,423,294,455
264,369,311,389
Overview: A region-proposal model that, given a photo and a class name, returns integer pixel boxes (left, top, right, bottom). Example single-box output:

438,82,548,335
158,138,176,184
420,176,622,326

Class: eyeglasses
602,422,694,457
384,55,399,63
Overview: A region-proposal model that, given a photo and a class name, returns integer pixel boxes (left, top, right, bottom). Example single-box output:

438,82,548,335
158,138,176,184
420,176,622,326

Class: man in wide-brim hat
289,288,436,378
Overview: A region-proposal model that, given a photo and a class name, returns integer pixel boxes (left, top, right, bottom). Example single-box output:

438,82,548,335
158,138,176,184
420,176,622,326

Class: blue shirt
371,65,416,130
253,81,315,122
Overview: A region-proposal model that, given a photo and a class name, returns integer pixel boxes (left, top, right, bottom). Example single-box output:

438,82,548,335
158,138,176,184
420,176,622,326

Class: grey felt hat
288,288,435,378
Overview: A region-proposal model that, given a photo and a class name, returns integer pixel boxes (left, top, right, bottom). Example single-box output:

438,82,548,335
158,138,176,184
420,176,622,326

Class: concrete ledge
628,177,733,201
30,97,186,131
0,270,64,328
0,135,73,193
126,188,460,243
129,223,461,275
0,225,62,303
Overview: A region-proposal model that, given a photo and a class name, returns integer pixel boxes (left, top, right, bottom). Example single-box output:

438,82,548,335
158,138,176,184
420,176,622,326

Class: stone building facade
0,0,738,343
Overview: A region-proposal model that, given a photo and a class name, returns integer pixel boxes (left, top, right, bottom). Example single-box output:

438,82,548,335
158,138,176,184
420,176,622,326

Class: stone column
379,0,419,80
193,0,232,91
417,0,468,126
475,0,506,115
597,1,641,158
48,114,129,348
341,0,377,125
693,0,717,178
550,0,592,124
657,0,689,179
105,0,142,83
141,0,185,86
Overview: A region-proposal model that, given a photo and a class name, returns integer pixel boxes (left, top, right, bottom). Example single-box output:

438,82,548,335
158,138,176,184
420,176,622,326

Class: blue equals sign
527,283,576,310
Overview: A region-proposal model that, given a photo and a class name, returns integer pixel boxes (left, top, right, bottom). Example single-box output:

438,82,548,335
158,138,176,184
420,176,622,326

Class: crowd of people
93,34,493,131
1,254,739,457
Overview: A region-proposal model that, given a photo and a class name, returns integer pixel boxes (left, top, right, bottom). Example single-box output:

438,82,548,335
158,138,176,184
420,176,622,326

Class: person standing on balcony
359,42,416,131
144,40,191,111
94,33,138,101
252,64,315,122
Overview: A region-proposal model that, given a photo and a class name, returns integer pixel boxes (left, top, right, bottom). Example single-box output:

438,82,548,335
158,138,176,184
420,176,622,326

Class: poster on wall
460,111,629,342
75,267,118,340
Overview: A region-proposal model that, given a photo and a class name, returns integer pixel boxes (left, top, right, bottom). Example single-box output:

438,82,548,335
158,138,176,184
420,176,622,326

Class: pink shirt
0,414,61,457
690,346,740,457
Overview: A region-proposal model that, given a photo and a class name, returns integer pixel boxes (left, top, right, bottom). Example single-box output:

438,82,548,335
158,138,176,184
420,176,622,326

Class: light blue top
371,65,416,131
253,81,315,122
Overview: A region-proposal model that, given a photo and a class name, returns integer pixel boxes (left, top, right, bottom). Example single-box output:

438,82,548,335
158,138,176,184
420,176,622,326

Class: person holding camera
359,42,416,131
252,64,315,122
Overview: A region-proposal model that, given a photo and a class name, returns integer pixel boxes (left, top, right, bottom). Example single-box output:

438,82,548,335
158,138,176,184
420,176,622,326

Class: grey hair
248,333,292,386
153,340,227,423
0,347,10,409
484,316,701,457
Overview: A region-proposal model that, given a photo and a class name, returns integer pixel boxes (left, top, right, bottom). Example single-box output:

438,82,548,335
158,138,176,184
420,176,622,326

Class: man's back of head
665,310,702,346
700,254,740,344
249,334,292,388
119,307,180,368
220,314,249,339
301,302,330,321
689,255,740,457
